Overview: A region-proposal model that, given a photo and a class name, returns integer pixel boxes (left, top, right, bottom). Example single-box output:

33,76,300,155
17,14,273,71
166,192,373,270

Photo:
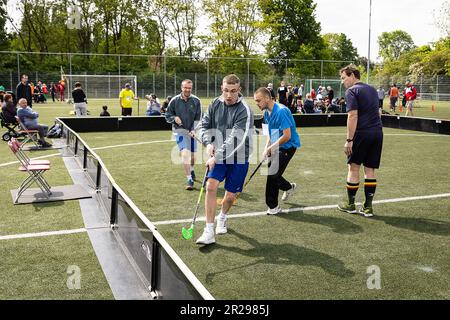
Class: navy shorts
348,129,383,169
176,134,197,152
208,163,249,194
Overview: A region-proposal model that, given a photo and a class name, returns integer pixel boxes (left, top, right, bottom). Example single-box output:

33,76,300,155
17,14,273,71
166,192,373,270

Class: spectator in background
0,85,5,103
287,84,295,113
310,87,316,100
377,86,385,110
72,82,88,117
145,94,161,116
277,80,288,106
1,93,17,124
303,93,315,114
16,98,52,147
119,83,136,116
267,83,276,100
16,74,33,108
100,105,110,116
161,96,173,114
389,84,399,112
50,82,57,102
298,84,304,100
58,80,66,102
58,80,66,101
404,81,417,117
327,86,334,103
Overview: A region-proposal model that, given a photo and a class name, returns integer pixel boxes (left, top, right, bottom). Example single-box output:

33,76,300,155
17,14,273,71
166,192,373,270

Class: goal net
64,74,138,99
306,78,344,99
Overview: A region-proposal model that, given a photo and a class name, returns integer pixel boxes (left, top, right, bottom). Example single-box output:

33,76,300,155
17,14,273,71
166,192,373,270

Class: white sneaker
267,205,282,215
196,228,216,245
281,183,297,201
216,217,228,235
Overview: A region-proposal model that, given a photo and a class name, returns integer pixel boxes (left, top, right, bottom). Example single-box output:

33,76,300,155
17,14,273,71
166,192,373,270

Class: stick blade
181,226,194,240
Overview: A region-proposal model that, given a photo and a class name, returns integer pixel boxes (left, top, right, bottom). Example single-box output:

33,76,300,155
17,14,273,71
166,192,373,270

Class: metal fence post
206,57,209,98
17,53,20,83
110,187,118,226
163,55,167,99
247,59,250,97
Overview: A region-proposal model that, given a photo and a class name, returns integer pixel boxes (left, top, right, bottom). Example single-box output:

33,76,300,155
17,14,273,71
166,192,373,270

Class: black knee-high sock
364,179,377,207
346,182,359,204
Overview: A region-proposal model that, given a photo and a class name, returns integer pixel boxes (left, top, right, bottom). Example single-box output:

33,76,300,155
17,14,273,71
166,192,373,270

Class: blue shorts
208,163,249,194
176,134,197,152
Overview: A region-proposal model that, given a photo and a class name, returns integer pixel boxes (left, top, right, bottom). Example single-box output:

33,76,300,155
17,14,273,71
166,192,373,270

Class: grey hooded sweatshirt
197,95,254,164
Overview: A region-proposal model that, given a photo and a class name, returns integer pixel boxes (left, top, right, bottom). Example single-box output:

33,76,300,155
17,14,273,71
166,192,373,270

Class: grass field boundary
153,192,450,226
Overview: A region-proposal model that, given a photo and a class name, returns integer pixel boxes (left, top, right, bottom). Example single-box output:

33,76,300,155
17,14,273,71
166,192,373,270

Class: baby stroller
0,112,23,142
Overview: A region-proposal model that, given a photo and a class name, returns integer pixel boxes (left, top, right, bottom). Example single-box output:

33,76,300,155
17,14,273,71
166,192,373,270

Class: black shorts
348,129,383,169
122,107,132,116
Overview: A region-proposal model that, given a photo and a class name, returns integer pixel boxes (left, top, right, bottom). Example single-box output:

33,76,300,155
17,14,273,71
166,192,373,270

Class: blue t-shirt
345,82,382,131
264,103,301,150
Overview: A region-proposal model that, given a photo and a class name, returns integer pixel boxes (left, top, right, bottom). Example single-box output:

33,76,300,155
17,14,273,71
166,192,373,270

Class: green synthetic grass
1,97,449,300
78,127,450,299
0,233,113,299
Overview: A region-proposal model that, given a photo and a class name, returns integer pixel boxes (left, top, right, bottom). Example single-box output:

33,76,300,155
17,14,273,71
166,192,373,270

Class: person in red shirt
58,80,66,102
311,88,316,100
404,81,417,117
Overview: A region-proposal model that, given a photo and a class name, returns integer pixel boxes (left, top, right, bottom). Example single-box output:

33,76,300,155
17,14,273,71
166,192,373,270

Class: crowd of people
267,81,347,115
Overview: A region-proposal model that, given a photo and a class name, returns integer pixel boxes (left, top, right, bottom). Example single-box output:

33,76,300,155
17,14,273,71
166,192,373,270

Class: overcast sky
314,0,448,60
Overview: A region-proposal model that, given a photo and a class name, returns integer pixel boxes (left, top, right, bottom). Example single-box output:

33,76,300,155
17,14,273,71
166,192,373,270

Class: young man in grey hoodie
196,74,254,245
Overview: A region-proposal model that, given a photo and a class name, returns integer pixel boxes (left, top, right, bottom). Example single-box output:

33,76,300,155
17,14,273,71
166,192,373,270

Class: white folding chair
8,140,52,203
10,138,50,166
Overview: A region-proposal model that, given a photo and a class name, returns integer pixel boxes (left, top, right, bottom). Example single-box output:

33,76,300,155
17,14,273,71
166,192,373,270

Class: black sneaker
191,170,196,181
41,142,52,148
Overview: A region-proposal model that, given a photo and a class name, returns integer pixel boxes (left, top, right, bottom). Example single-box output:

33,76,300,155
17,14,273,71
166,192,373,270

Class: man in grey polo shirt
165,79,202,190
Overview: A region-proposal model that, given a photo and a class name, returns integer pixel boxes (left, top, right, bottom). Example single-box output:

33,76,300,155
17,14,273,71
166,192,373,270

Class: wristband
346,138,353,142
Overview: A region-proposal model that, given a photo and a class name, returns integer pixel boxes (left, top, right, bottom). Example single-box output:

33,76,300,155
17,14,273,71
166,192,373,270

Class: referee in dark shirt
337,64,383,217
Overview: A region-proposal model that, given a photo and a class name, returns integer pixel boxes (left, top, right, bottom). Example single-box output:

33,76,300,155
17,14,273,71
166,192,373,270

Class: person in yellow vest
119,83,136,116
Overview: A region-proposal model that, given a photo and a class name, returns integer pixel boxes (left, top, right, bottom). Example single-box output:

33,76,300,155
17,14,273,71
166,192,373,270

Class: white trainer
267,205,282,215
281,183,297,201
196,228,216,245
216,217,228,235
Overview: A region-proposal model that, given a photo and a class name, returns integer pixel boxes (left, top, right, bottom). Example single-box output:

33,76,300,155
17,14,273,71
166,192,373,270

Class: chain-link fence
1,51,448,101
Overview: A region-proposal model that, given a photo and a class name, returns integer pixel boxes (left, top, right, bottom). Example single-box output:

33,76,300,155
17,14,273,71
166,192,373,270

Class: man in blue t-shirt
254,87,301,215
338,64,383,217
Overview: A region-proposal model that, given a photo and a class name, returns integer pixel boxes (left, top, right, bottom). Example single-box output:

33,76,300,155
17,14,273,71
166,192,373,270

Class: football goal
305,78,344,99
64,74,138,99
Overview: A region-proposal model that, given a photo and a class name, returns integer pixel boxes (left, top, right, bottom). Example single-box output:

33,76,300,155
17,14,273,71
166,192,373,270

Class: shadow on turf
32,200,64,212
280,203,363,235
374,215,450,236
200,229,355,284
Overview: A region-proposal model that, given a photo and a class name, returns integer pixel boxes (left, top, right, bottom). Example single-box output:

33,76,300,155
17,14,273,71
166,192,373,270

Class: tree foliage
378,30,416,61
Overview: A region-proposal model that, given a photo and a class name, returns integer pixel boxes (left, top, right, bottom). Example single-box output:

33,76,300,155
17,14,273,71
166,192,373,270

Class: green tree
260,0,323,75
322,33,358,63
378,30,415,61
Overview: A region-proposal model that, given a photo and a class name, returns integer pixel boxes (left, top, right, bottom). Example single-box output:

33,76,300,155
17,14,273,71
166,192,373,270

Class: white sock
186,175,192,180
206,223,215,232
218,212,227,221
190,166,195,172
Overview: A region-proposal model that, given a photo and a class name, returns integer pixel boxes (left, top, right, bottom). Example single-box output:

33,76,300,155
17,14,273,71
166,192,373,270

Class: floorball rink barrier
57,118,214,300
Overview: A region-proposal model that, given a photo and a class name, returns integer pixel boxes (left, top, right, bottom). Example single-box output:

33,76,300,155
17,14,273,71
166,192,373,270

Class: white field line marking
0,140,173,168
153,193,450,226
91,139,172,151
0,228,87,241
2,193,449,240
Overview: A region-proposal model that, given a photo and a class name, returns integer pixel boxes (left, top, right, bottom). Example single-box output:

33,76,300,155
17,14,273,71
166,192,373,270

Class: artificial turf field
0,98,449,299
